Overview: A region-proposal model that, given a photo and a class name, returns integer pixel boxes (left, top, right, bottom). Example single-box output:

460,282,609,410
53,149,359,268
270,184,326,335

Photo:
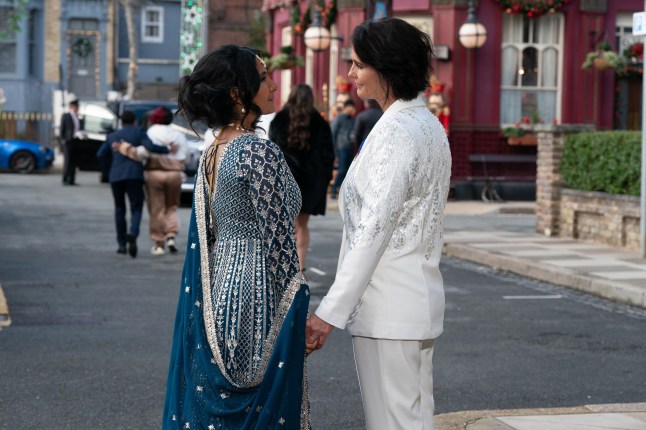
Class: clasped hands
305,314,333,355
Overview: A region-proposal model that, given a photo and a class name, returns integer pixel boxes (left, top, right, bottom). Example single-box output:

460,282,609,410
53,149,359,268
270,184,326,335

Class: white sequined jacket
316,95,452,339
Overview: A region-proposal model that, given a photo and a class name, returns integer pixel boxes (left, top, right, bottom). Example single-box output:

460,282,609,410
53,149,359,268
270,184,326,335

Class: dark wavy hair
177,45,262,132
283,84,315,151
352,17,434,101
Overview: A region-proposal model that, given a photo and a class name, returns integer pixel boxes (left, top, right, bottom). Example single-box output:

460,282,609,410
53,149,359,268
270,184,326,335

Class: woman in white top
306,17,452,430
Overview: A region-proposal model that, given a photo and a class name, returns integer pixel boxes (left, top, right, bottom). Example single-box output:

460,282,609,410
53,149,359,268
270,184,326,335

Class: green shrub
561,131,641,196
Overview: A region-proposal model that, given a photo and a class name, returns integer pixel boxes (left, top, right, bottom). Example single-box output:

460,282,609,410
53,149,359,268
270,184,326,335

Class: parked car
112,100,178,127
74,102,117,181
171,120,207,196
0,138,55,173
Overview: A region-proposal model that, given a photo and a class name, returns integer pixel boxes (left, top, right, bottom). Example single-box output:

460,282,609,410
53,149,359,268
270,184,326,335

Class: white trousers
352,336,437,430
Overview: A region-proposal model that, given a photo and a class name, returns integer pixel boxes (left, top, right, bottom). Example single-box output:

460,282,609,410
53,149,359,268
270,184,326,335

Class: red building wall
207,1,263,49
262,0,643,195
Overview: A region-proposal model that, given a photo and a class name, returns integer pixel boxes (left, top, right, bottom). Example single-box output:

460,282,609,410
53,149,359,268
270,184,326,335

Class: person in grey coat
350,98,382,153
330,98,356,198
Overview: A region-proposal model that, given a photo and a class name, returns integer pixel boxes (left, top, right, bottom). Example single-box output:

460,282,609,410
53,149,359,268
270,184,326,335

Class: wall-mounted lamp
458,0,487,49
303,9,343,52
304,10,331,51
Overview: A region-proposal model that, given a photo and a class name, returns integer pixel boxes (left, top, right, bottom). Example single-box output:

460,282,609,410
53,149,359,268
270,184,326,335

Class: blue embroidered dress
163,133,311,429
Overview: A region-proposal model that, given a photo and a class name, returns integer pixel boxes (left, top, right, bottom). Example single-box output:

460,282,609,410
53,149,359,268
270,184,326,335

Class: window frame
616,13,640,54
500,13,564,127
0,0,18,76
141,5,164,44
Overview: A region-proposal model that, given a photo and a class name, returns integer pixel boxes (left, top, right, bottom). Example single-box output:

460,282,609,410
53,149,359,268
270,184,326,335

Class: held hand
169,143,179,154
305,315,334,353
305,339,319,356
112,140,132,153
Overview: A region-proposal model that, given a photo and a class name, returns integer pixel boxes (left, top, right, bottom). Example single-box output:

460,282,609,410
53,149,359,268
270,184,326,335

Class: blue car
0,138,55,173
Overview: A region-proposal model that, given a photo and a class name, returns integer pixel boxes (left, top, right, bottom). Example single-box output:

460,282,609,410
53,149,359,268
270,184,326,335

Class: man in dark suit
96,110,170,257
60,99,82,185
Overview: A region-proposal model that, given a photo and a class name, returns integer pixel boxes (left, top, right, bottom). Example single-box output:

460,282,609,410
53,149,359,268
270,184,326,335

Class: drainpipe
641,0,646,258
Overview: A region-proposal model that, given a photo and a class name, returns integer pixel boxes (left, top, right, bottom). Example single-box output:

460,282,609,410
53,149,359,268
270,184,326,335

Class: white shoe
150,245,165,256
167,237,178,254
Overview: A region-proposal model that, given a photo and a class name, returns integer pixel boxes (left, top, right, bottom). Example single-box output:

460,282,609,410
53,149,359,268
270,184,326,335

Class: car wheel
10,150,36,173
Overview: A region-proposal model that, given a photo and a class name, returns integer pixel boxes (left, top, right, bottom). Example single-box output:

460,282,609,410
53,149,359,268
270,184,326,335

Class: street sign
633,12,646,36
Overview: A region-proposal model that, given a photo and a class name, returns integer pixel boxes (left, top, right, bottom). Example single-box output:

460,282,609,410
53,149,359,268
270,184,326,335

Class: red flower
630,43,643,59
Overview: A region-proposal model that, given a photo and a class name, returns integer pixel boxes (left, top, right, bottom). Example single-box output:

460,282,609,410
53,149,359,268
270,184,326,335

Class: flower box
507,135,538,146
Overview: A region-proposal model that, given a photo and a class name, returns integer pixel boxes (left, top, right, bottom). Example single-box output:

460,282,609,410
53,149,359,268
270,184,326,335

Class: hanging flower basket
267,46,304,72
582,43,629,73
593,56,610,70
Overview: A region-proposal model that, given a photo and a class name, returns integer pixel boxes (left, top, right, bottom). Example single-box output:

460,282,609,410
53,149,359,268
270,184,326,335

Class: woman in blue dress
162,45,311,430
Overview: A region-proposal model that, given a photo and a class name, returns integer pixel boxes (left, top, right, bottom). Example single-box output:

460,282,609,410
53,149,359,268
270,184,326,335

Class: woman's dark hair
177,45,262,132
283,84,315,151
352,17,434,101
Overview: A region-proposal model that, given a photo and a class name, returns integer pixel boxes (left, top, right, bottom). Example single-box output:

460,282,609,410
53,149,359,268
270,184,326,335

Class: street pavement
328,198,646,430
1,167,645,429
440,201,646,430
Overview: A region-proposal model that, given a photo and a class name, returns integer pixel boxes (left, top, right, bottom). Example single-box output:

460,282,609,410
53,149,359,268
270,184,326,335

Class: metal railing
0,111,56,149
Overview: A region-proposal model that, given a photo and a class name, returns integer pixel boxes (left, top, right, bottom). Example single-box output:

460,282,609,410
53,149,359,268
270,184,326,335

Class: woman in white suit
306,17,452,429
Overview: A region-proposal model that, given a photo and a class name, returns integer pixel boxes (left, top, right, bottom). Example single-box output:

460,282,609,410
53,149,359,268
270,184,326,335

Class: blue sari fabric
163,135,310,429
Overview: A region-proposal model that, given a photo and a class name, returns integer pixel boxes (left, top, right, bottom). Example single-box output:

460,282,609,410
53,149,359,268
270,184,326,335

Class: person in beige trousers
142,106,188,255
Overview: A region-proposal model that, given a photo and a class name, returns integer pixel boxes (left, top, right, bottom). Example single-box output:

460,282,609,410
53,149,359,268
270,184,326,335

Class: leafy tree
121,0,141,100
0,0,29,40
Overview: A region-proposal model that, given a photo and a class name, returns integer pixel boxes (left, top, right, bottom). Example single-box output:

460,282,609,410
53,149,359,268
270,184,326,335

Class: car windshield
81,104,116,134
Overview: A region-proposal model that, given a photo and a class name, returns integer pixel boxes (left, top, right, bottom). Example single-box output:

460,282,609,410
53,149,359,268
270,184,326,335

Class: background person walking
330,99,356,199
269,84,334,272
142,106,187,256
96,111,170,258
350,98,382,154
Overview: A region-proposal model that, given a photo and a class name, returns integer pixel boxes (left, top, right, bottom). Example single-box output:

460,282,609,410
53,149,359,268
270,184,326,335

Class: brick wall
207,1,263,50
450,128,537,181
535,124,641,250
535,128,565,236
136,83,180,101
560,190,640,250
44,0,61,83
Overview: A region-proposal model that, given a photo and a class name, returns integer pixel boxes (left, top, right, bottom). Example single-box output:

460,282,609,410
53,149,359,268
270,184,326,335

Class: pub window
500,13,563,126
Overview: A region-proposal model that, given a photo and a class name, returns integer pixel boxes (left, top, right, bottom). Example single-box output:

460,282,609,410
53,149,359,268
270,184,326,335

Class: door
66,19,100,100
